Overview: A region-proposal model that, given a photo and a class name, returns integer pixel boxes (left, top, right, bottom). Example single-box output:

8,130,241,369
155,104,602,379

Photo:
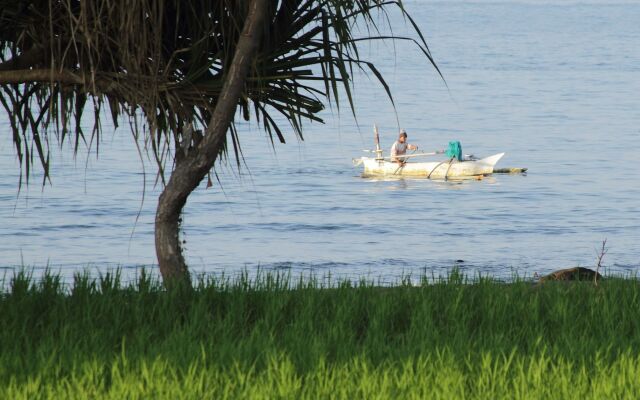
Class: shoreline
2,266,637,289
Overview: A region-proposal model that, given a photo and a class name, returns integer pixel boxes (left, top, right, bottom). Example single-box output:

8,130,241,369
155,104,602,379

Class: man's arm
407,144,418,151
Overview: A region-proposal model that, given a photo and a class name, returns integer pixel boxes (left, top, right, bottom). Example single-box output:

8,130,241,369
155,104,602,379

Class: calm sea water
1,1,639,282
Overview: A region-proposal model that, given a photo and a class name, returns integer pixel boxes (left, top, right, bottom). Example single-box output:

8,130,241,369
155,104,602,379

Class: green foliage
0,0,438,184
2,270,639,398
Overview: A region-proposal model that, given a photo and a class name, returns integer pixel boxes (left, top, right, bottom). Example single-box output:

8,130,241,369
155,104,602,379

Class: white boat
355,153,505,178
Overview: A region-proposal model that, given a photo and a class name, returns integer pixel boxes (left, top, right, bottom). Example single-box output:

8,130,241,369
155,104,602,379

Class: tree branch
161,0,270,207
0,69,84,85
0,69,165,96
197,0,269,166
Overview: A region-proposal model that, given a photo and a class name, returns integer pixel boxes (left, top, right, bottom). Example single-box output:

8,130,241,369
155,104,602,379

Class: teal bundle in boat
445,140,462,161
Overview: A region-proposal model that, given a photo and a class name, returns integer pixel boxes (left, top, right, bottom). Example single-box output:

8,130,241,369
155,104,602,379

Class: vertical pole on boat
374,124,383,161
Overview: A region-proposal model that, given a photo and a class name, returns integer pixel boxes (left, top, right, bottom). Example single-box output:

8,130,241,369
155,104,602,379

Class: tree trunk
155,0,269,288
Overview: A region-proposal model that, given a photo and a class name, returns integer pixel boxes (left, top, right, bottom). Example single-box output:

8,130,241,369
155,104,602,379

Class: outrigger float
353,126,527,179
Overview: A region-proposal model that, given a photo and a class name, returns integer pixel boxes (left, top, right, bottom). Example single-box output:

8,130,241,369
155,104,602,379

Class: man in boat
390,129,418,164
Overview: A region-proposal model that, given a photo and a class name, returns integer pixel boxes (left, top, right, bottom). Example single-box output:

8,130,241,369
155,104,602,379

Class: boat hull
360,153,505,178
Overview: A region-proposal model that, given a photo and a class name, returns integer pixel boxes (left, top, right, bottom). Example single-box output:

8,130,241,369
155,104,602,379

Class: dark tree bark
154,0,269,287
0,69,84,84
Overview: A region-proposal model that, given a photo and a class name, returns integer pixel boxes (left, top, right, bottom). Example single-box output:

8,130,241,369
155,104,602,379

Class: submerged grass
1,270,639,399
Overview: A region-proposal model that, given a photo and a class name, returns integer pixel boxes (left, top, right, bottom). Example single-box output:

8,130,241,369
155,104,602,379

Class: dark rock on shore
538,267,603,283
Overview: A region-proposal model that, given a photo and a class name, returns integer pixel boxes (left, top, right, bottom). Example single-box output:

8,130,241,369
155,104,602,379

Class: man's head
399,129,407,143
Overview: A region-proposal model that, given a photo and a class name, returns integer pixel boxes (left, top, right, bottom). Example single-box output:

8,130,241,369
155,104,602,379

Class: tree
0,0,439,287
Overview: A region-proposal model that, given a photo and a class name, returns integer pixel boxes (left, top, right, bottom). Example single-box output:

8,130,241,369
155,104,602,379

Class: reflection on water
361,173,500,191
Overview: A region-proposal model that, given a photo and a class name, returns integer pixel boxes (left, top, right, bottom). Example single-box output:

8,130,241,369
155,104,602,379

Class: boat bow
477,152,505,168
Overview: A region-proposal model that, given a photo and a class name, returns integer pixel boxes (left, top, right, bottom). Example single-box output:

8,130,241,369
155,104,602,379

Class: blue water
1,1,639,282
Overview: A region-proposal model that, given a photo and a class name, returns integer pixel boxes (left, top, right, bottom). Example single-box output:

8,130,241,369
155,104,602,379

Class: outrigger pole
378,152,439,160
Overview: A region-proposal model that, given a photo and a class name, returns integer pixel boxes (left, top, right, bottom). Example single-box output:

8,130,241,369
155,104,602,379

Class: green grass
1,269,639,399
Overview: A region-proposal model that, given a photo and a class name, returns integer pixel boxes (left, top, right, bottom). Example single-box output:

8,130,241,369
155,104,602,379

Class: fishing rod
361,151,443,160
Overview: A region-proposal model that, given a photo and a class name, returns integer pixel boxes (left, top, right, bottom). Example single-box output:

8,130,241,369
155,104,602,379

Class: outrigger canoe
355,153,505,178
354,125,520,179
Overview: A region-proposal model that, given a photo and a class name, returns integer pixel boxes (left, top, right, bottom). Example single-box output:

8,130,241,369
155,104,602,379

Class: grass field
1,270,639,399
